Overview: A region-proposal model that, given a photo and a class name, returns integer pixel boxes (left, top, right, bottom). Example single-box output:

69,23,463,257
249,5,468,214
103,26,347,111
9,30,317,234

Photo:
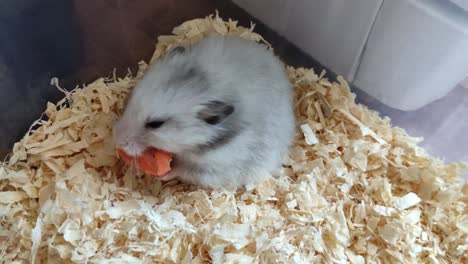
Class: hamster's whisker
132,156,140,172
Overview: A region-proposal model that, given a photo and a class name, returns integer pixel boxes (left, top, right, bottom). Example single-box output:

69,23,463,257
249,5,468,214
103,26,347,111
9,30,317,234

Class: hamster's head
113,46,235,156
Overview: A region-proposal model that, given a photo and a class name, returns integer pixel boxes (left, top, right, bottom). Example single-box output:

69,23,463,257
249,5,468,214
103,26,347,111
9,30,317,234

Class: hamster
113,35,295,189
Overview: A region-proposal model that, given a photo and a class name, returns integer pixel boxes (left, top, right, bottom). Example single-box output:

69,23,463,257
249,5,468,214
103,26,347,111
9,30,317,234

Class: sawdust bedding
1,13,467,264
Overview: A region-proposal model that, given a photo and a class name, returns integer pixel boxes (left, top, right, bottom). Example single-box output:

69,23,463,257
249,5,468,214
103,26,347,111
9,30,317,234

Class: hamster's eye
145,120,165,129
204,116,221,125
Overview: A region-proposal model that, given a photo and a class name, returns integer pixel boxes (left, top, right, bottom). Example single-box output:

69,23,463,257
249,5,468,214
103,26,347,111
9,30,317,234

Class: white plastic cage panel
234,0,468,111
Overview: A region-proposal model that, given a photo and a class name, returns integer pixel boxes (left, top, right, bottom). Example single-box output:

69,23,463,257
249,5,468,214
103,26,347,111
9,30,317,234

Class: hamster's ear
197,101,234,125
167,46,185,57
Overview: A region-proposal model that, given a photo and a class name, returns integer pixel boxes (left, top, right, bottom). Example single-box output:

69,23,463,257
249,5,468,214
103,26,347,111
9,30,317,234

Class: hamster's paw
158,171,178,181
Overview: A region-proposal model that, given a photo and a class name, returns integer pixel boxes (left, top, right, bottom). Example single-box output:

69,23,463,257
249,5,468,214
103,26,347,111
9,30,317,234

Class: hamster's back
185,36,296,186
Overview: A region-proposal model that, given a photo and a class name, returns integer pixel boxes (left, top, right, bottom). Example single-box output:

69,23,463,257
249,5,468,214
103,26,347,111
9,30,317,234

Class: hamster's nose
113,120,146,156
113,121,126,145
113,120,132,147
122,143,145,156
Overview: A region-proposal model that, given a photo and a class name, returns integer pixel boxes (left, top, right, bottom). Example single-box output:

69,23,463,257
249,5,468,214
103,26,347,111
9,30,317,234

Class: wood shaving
1,13,467,263
300,124,319,145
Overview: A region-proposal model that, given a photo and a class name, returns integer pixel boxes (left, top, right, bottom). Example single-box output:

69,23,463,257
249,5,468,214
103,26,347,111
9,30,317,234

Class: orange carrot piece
117,148,173,176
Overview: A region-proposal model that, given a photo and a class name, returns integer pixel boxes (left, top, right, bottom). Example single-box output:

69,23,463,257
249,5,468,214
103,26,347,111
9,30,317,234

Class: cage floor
1,13,467,263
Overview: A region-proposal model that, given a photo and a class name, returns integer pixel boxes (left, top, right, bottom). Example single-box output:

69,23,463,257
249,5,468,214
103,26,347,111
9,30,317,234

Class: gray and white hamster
113,35,295,189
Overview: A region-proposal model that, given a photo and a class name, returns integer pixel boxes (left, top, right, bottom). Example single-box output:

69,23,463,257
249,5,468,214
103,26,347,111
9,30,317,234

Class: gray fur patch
195,119,244,154
166,66,208,94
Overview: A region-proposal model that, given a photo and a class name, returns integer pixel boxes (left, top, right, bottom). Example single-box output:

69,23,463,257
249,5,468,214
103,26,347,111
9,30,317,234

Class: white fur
114,35,295,189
